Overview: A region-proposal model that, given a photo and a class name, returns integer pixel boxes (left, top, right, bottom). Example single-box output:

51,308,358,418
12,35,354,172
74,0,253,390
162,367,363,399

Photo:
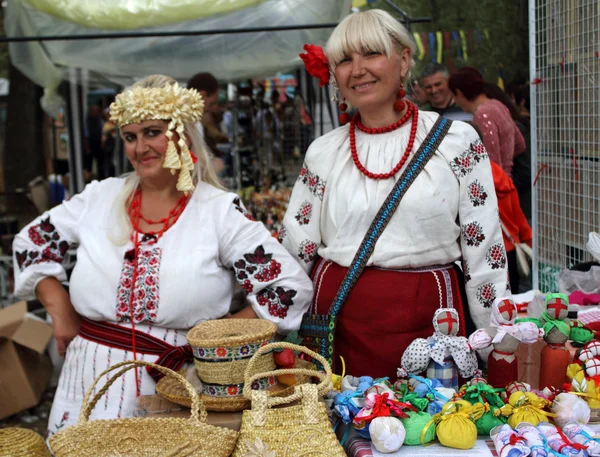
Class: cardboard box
0,301,53,419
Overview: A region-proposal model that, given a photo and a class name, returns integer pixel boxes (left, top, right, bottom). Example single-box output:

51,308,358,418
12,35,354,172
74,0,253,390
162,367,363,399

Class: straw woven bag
49,360,239,457
0,428,51,457
187,319,277,386
232,342,346,457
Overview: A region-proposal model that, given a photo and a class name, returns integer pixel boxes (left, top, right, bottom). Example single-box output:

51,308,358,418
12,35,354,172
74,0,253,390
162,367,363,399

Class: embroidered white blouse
14,178,313,333
281,111,509,330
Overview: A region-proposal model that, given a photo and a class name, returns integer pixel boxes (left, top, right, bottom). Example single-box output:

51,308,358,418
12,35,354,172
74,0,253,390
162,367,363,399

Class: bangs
325,13,394,66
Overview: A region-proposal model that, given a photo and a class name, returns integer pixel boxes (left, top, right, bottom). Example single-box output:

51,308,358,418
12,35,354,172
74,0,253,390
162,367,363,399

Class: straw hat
0,428,51,457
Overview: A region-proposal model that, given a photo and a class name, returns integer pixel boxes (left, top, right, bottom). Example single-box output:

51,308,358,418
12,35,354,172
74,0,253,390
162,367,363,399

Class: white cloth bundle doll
400,308,478,389
564,423,600,456
469,297,542,388
551,393,591,428
536,421,588,457
516,423,549,457
490,424,531,457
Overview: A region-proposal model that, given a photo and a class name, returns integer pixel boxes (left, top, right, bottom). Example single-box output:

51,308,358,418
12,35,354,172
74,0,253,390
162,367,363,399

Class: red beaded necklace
124,187,190,394
350,101,419,180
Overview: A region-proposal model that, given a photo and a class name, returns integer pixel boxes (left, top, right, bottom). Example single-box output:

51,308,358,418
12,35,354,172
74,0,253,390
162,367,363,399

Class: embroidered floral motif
486,243,507,270
298,239,318,264
47,411,69,438
298,164,326,200
277,225,287,243
450,150,474,178
477,283,497,308
451,139,488,178
467,180,488,207
193,341,268,361
244,438,277,457
295,201,313,226
257,286,297,318
17,216,70,272
116,247,161,323
470,138,488,162
462,260,471,282
233,197,256,221
461,222,486,247
233,245,282,294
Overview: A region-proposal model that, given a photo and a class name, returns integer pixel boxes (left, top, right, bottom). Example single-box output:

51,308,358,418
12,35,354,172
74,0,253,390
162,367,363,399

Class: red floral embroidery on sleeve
297,164,326,200
233,245,282,293
257,286,297,318
232,197,256,221
295,201,313,226
298,240,318,263
116,247,161,323
17,216,71,271
461,222,486,247
477,283,497,308
467,180,488,207
486,244,507,270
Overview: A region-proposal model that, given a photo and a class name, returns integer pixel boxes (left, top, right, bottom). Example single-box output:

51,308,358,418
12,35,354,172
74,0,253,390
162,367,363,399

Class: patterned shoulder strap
322,116,453,363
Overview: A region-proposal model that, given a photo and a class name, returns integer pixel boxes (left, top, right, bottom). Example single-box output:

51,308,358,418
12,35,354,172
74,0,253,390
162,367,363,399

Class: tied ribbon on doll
421,401,485,445
580,430,600,447
463,383,505,408
494,392,556,426
541,312,570,340
331,356,346,391
354,392,417,423
409,375,450,402
500,433,528,457
396,382,431,412
556,428,588,454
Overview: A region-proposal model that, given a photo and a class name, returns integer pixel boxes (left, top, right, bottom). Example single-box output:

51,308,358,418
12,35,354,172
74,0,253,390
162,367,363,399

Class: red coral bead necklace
350,101,419,180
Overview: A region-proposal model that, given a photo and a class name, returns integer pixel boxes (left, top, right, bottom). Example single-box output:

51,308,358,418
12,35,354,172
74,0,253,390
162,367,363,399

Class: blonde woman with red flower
13,75,312,435
284,9,509,379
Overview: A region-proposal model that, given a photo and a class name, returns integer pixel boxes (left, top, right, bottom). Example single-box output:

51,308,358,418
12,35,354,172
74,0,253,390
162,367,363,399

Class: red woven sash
79,317,192,382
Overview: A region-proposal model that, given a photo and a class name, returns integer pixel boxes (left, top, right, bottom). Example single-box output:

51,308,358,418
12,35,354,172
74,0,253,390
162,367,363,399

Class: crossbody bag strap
322,116,453,364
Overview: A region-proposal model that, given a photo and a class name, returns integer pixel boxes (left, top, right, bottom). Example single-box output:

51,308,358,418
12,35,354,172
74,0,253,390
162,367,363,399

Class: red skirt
310,258,467,380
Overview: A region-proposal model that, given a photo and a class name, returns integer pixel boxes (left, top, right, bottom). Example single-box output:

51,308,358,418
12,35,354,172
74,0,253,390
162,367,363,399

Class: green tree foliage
363,0,529,86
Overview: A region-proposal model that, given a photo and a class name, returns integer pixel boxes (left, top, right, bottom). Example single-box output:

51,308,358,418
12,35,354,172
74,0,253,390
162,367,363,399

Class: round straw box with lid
187,319,277,395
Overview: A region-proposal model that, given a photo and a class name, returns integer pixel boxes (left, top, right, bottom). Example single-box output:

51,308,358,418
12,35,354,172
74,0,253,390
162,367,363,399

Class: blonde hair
325,9,416,93
110,74,222,245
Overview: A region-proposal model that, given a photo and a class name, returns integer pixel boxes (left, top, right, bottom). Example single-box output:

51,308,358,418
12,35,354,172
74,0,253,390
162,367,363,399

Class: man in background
419,63,471,121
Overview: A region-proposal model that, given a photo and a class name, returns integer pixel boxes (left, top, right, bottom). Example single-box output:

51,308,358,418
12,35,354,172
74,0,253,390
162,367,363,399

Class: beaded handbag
49,360,239,457
232,342,346,457
300,116,453,365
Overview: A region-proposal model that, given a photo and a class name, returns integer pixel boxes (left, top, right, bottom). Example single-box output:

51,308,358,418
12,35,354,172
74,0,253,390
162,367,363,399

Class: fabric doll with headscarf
469,297,542,388
399,308,478,389
538,293,572,389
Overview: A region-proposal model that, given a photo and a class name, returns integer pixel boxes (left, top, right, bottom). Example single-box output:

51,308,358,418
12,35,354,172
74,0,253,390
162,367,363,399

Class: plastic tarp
6,0,350,91
21,0,269,30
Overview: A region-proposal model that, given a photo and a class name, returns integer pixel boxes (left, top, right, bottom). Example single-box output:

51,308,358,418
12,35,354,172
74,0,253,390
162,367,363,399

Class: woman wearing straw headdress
282,10,509,380
13,75,312,435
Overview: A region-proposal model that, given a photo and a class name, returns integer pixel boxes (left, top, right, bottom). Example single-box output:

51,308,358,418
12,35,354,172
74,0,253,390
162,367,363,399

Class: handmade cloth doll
426,400,485,449
494,392,554,428
459,378,507,435
536,422,588,457
564,423,600,456
516,423,550,457
369,416,406,453
469,297,542,387
394,383,437,445
566,361,600,409
353,392,416,440
551,393,591,428
400,308,478,389
538,293,572,389
407,375,455,415
490,424,531,457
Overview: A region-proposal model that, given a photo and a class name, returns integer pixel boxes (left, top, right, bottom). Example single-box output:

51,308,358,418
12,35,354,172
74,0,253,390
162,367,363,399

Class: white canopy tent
6,0,350,94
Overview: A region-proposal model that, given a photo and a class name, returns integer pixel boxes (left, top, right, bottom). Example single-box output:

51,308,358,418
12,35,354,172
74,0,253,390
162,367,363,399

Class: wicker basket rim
0,428,50,456
186,319,277,348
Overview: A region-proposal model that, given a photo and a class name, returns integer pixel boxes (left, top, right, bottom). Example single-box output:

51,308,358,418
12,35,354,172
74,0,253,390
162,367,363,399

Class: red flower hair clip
299,44,330,87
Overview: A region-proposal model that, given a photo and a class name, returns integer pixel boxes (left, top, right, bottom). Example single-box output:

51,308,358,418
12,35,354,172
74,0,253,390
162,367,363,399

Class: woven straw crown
109,83,204,193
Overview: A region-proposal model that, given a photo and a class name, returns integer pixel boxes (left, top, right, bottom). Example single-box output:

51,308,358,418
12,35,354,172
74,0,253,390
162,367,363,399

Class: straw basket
589,407,600,423
49,360,238,457
187,319,277,386
232,342,346,457
156,358,316,411
0,428,51,457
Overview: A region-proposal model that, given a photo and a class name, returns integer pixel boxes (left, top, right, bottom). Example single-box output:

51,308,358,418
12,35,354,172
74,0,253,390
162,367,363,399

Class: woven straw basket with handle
232,342,346,457
49,360,239,457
